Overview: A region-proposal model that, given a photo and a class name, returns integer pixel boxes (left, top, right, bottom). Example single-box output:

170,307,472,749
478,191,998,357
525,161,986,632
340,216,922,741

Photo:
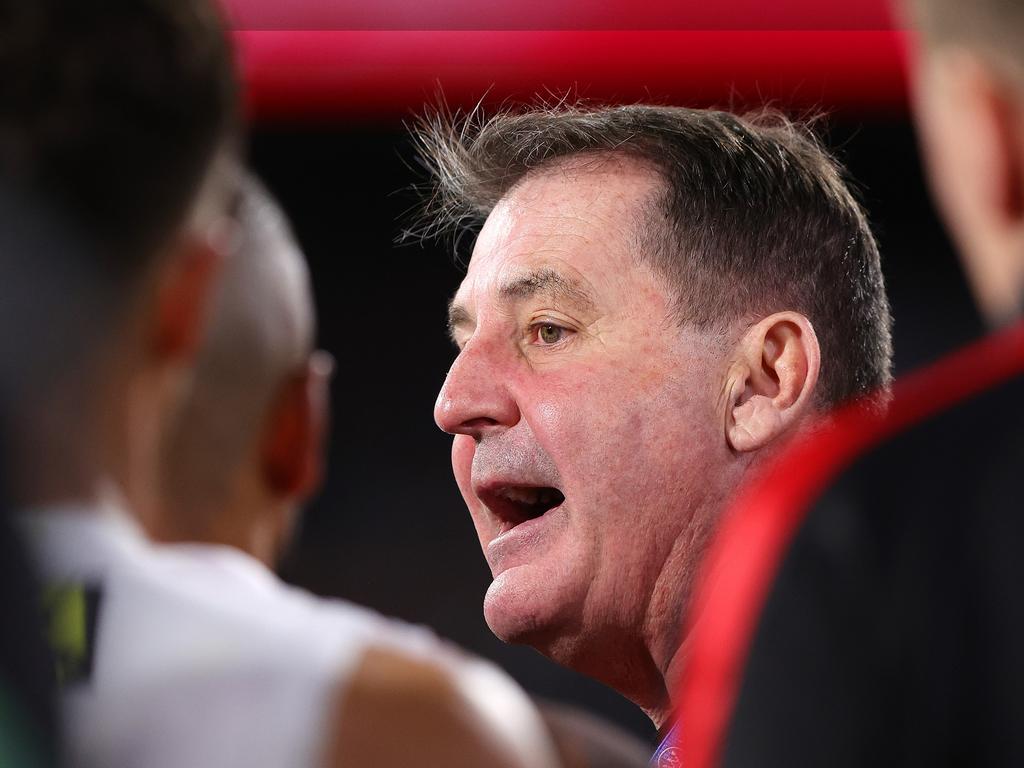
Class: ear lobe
152,236,223,363
726,312,820,453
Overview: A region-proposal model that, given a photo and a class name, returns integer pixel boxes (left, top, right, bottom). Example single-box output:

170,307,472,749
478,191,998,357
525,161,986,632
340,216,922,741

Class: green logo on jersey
41,583,101,687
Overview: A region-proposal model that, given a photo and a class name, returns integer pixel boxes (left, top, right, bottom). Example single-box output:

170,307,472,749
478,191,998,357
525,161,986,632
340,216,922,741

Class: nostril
458,416,501,440
437,416,499,441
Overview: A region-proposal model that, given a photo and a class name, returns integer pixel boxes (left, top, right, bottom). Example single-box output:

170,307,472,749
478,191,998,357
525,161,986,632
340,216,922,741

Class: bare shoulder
323,645,561,768
538,701,653,768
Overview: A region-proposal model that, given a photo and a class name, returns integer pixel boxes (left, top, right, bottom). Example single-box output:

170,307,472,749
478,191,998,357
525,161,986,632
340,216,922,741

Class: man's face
434,158,733,665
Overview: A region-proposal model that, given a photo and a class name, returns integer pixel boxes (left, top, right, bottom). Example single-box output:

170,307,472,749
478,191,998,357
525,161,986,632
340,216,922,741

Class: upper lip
474,481,565,531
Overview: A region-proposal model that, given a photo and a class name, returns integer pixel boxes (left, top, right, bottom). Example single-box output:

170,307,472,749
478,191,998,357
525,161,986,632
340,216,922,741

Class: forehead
455,156,664,306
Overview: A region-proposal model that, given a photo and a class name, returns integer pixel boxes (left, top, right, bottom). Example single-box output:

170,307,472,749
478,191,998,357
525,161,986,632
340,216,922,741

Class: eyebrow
497,268,596,312
446,268,597,343
447,303,473,341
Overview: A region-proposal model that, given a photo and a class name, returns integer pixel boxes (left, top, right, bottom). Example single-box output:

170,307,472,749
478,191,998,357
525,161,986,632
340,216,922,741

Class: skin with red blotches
436,157,745,725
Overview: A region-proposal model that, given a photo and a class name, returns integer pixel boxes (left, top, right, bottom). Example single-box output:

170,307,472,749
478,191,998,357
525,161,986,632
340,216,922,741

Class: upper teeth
496,487,558,506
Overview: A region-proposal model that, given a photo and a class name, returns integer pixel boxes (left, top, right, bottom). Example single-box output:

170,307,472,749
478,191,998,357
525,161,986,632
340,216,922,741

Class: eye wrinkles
446,267,597,347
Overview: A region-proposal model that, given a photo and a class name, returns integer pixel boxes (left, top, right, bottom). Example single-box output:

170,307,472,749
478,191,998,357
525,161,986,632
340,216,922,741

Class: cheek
533,365,719,522
532,364,670,464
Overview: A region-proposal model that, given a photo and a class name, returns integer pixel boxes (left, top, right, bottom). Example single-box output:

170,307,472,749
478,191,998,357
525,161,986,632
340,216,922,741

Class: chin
482,564,581,650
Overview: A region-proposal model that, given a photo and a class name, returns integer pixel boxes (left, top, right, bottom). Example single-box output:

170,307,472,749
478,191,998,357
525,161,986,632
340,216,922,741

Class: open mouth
477,485,565,535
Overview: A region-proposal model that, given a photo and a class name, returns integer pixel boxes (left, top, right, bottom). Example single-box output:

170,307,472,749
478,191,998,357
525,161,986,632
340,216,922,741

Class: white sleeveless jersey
18,503,447,768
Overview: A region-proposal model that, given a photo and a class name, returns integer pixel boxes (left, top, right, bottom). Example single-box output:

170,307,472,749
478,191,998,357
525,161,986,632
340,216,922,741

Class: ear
724,312,820,453
917,48,1024,228
261,351,333,500
915,47,1024,323
151,235,224,365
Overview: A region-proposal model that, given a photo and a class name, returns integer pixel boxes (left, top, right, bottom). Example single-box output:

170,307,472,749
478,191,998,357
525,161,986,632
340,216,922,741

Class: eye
530,322,571,346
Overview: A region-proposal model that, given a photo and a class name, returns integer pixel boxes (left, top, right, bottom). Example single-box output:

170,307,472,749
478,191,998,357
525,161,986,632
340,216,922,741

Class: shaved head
160,175,314,531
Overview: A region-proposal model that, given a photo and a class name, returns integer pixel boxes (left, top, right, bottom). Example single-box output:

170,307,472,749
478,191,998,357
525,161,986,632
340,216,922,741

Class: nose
434,341,520,439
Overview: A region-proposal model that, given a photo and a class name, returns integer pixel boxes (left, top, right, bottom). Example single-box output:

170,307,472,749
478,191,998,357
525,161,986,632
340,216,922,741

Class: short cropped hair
411,103,893,407
0,0,239,281
161,175,314,519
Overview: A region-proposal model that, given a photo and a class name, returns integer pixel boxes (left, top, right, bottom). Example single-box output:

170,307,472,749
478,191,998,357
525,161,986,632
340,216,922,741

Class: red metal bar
235,30,912,123
222,0,899,31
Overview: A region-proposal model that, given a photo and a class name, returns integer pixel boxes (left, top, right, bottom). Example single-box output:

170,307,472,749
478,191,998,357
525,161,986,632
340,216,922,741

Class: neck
637,552,696,730
212,504,284,568
9,378,109,511
549,504,715,731
155,480,291,570
14,350,166,534
10,430,105,513
102,363,168,534
636,474,740,729
653,631,691,732
635,448,790,730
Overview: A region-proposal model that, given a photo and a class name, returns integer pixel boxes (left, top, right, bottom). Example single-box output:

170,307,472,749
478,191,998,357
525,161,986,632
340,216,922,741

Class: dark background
249,117,982,743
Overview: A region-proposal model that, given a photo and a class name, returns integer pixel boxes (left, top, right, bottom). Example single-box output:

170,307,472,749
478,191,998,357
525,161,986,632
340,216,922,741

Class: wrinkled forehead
455,156,665,307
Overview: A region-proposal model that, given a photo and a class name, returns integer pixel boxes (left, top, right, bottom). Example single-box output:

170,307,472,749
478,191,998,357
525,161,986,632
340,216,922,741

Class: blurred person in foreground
417,101,894,749
153,175,326,569
0,187,73,768
153,172,647,768
147,172,561,767
677,1,1024,765
3,2,557,767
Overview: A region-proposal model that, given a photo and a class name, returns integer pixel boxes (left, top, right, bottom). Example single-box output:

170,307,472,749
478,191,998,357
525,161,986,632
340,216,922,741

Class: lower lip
485,504,564,575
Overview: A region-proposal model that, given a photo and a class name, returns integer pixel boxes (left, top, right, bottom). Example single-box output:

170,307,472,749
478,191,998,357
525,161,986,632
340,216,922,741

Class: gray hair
410,101,893,407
